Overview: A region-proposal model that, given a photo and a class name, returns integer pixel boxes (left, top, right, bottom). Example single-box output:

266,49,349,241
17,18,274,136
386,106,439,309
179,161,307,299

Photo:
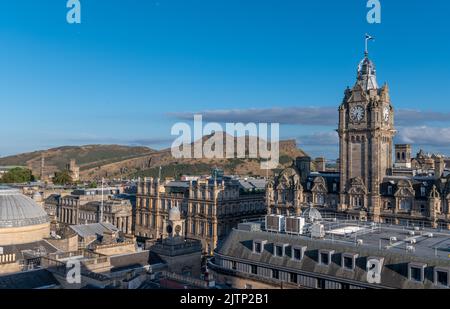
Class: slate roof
304,172,340,194
0,269,59,289
214,228,450,289
1,240,59,260
69,222,119,238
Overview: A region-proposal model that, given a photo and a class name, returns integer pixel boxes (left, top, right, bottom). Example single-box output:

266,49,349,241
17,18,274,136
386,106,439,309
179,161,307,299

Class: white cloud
297,131,339,146
170,107,337,126
396,126,450,145
170,107,450,127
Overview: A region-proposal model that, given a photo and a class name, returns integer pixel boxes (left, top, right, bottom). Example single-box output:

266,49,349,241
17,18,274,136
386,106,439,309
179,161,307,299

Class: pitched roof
69,222,119,238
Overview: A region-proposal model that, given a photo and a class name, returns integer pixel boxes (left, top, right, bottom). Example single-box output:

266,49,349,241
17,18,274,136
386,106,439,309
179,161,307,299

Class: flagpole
100,177,104,223
365,34,374,57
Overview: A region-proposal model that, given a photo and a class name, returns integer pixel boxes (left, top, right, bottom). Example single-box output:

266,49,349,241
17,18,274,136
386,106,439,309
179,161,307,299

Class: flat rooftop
250,219,450,262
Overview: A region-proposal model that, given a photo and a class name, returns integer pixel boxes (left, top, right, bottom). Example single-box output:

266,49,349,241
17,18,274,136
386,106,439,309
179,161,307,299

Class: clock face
350,105,365,122
383,106,390,122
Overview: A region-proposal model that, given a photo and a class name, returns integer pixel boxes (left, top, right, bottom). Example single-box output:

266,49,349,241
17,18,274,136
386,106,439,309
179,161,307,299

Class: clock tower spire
338,35,396,222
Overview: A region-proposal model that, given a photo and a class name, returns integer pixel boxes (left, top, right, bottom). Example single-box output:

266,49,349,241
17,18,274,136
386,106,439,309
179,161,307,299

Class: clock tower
337,36,396,222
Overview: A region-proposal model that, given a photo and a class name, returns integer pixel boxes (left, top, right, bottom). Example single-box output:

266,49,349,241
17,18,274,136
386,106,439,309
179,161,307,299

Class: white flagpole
100,177,104,223
365,34,374,57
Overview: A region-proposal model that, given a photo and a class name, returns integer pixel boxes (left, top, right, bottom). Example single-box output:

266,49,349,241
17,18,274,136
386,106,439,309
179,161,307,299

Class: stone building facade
135,177,266,254
266,46,450,229
45,192,133,234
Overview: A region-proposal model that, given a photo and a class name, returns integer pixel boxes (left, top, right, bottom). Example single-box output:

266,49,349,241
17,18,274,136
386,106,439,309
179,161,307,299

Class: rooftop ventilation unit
238,222,262,232
425,232,434,238
357,239,364,246
390,236,397,243
311,223,325,238
406,245,415,252
408,231,415,236
265,215,285,233
285,217,305,235
409,239,417,244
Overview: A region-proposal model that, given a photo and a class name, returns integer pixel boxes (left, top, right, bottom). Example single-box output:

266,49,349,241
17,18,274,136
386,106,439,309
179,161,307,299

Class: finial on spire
365,34,375,57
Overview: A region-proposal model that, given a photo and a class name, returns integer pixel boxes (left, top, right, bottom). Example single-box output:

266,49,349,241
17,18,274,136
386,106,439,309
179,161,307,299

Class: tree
53,170,73,185
0,167,35,183
88,181,97,188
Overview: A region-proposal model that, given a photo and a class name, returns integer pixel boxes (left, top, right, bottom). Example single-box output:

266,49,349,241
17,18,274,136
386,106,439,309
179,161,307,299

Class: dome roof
169,206,181,221
301,206,323,222
0,187,49,228
357,56,378,91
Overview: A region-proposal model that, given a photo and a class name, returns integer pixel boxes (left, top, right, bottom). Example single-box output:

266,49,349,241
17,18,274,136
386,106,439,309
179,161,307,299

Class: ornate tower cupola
338,34,395,223
357,54,378,91
357,34,378,91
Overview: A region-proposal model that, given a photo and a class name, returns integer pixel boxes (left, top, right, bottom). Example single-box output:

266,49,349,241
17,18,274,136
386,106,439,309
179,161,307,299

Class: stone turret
434,156,445,178
428,185,441,228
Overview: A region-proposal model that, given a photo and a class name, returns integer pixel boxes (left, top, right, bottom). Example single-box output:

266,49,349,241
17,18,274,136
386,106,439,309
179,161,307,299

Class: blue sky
0,0,449,159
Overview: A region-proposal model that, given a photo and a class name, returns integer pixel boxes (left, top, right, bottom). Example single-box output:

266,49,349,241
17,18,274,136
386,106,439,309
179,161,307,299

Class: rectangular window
208,205,213,215
343,256,354,270
289,272,297,284
251,265,257,275
255,242,262,253
320,252,330,265
232,261,237,270
209,223,213,237
275,245,283,257
317,278,326,289
272,269,279,279
200,222,205,235
436,270,448,287
410,267,422,282
293,248,302,260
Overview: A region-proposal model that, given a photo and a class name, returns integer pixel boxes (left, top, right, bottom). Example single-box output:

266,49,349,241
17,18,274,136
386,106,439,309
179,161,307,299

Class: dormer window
408,262,426,283
292,246,307,261
434,268,449,287
275,245,283,257
273,243,288,257
342,253,359,271
421,186,426,197
387,186,393,195
319,249,334,266
253,240,266,254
